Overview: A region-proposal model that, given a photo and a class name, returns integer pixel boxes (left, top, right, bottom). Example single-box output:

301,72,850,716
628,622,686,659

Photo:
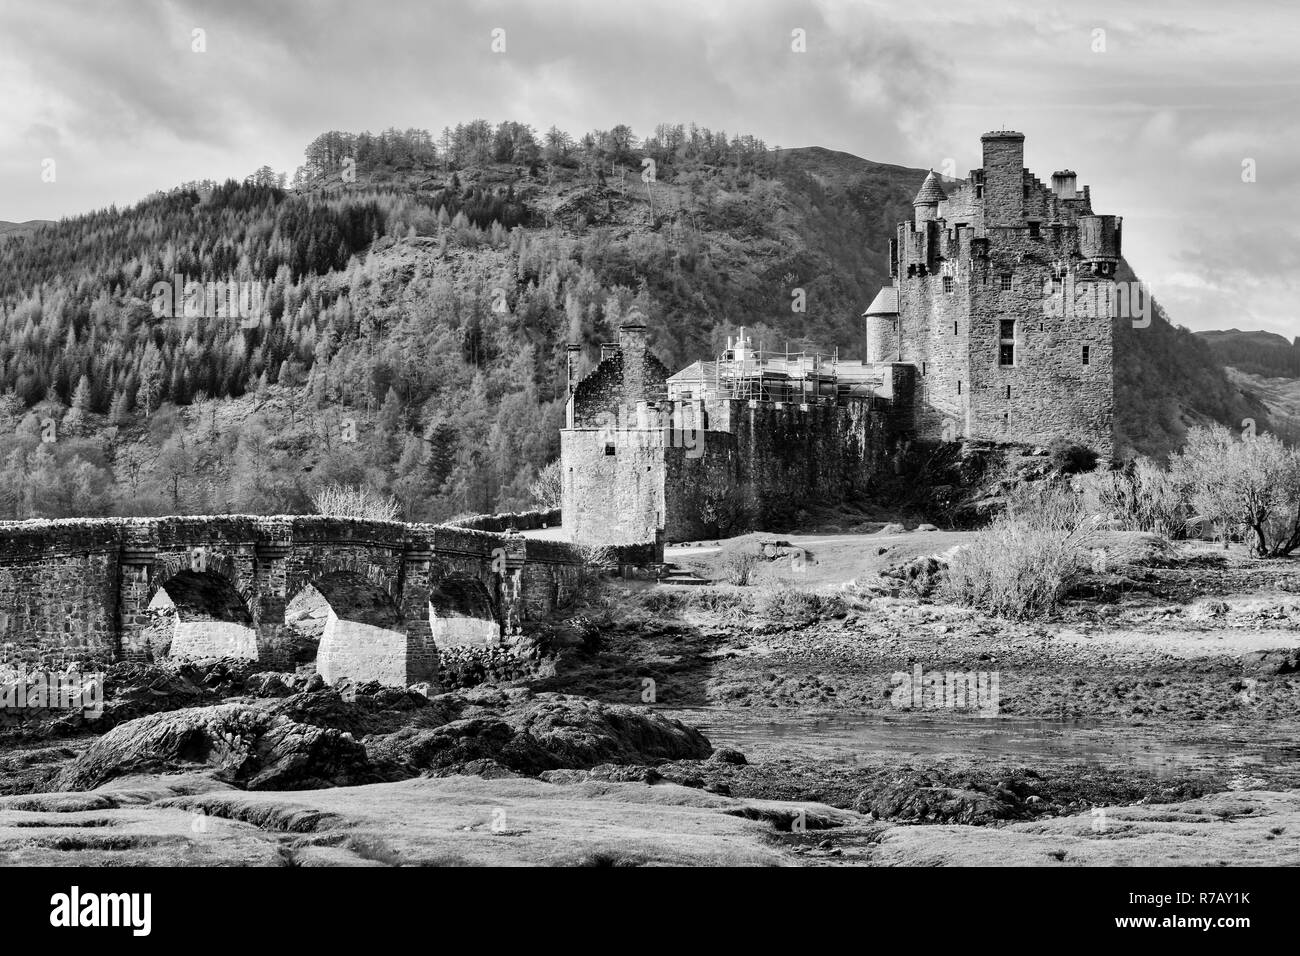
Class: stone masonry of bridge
0,516,582,687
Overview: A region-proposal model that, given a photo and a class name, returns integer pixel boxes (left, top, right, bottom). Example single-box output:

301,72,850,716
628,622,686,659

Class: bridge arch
428,576,500,649
152,567,257,661
292,570,408,687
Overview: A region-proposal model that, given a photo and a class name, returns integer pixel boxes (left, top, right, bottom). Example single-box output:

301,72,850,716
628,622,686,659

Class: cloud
0,0,1294,335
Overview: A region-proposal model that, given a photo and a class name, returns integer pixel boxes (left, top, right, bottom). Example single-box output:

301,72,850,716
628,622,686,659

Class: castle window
975,185,984,199
953,320,958,336
999,319,1016,366
1028,222,1040,239
922,361,927,376
957,380,962,395
1006,384,1012,399
943,276,954,293
1082,345,1091,365
999,274,1013,291
604,444,616,456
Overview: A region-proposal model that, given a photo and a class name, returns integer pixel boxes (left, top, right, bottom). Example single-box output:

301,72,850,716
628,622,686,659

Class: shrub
720,550,759,586
1077,457,1187,539
754,583,847,624
567,543,616,604
1048,438,1099,475
940,484,1100,619
310,483,400,521
529,459,562,509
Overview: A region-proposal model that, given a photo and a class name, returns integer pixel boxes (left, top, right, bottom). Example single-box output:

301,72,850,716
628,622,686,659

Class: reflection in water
666,709,1300,778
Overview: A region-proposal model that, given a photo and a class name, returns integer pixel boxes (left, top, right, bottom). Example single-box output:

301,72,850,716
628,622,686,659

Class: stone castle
561,131,1119,547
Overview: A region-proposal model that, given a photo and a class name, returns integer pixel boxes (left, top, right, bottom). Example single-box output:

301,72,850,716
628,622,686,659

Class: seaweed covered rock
367,690,711,777
56,703,372,791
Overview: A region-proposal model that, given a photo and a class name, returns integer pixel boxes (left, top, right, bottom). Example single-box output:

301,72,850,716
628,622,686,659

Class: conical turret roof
912,170,947,206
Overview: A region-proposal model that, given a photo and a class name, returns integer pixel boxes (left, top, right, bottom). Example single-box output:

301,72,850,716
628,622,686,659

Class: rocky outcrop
56,703,372,792
51,684,711,790
366,689,712,777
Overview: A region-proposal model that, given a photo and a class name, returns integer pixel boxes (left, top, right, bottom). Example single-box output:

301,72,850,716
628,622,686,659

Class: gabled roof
863,286,899,316
912,170,947,206
668,360,715,383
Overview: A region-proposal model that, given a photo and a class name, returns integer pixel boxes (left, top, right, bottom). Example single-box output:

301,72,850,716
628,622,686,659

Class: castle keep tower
870,131,1116,458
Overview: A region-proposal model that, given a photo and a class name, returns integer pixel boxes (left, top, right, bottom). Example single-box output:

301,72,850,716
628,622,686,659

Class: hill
0,122,1274,519
1111,263,1271,459
1197,327,1300,379
0,220,54,240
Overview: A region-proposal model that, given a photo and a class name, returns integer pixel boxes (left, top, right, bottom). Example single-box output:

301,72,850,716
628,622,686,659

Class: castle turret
863,287,899,363
1078,214,1122,275
912,170,947,223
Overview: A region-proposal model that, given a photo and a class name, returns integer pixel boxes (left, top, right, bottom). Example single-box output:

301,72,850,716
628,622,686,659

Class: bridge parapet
0,515,585,687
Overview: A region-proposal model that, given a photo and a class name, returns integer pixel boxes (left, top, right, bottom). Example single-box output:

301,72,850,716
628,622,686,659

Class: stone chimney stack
566,344,583,396
980,130,1026,227
618,322,648,356
1051,169,1078,199
619,321,650,401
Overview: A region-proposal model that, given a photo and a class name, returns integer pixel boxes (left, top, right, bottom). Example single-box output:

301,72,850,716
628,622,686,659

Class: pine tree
108,390,131,426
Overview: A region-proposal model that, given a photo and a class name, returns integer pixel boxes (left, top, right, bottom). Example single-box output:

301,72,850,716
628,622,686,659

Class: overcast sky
1,0,1295,336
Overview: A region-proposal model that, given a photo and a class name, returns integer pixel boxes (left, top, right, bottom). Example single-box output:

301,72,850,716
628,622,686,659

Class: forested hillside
1111,260,1271,459
1198,328,1300,379
0,121,1273,520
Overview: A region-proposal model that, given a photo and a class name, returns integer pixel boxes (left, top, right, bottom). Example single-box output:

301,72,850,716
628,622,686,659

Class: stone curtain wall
670,398,889,540
447,509,561,533
565,396,892,544
0,517,585,684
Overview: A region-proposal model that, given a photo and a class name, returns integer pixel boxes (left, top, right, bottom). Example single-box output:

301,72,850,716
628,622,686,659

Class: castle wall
965,230,1114,455
564,397,891,544
561,429,670,545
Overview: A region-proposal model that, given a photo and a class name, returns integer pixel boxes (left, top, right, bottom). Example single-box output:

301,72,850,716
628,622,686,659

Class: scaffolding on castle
668,328,852,406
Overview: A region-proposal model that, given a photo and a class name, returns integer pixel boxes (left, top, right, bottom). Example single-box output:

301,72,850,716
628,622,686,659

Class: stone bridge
0,516,583,687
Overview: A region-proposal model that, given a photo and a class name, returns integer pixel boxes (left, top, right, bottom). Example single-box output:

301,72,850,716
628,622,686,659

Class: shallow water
665,708,1300,778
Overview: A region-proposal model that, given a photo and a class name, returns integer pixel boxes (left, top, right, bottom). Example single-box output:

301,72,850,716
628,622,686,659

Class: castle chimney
619,321,651,403
1051,170,1078,199
980,130,1026,227
618,322,648,356
566,344,582,396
